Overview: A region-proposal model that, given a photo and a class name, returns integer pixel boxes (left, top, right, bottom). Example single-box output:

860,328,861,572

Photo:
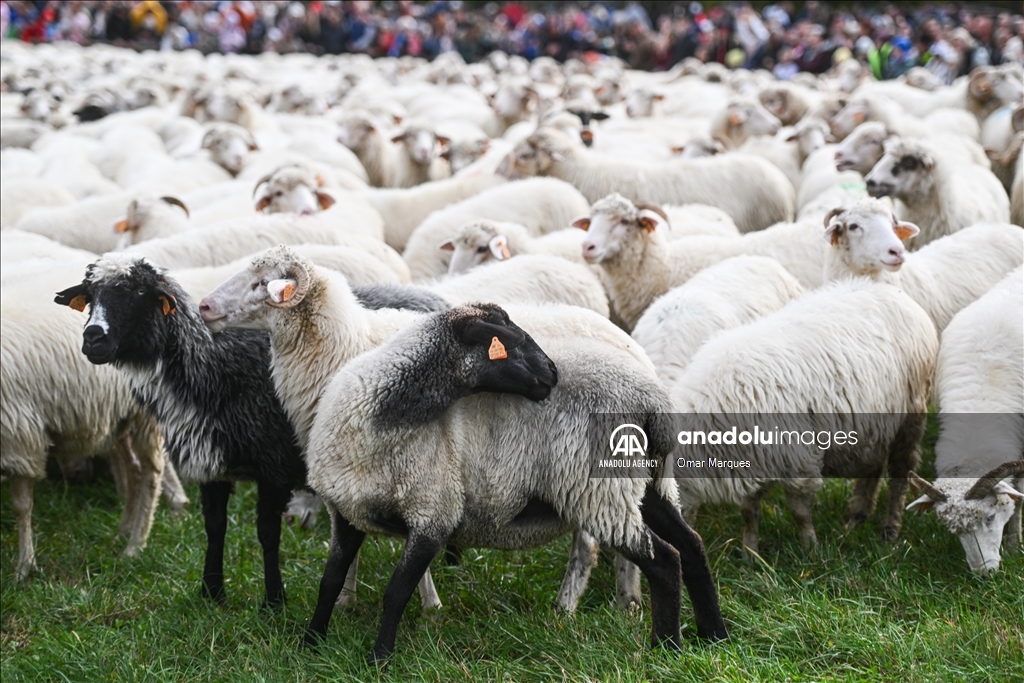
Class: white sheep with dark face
906,266,1024,575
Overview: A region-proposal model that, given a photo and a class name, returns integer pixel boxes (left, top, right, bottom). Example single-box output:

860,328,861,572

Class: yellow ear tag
488,336,507,360
69,295,87,312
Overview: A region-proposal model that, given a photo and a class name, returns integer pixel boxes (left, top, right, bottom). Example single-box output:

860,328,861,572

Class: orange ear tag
113,219,130,233
69,295,87,312
488,336,507,360
159,295,176,316
500,244,511,259
280,283,295,302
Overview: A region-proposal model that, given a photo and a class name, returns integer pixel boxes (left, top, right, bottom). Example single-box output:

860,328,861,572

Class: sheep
201,267,727,659
12,191,136,254
440,220,587,275
111,195,192,249
3,269,164,580
906,267,1024,574
709,97,782,149
631,255,804,390
358,174,506,252
196,122,259,176
983,106,1023,204
402,177,591,281
672,276,938,551
661,204,740,238
124,213,395,271
965,64,1024,123
55,255,309,606
822,199,1023,332
389,124,452,188
0,178,76,229
335,111,400,188
252,164,337,215
758,83,817,126
829,92,981,142
508,127,795,234
670,135,726,160
833,121,989,177
576,193,825,330
865,138,1010,248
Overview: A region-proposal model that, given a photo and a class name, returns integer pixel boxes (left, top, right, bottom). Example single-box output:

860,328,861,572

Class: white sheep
508,127,795,233
708,97,783,149
822,199,1023,332
0,178,76,229
439,219,587,275
12,191,136,254
865,137,1010,248
335,111,401,188
388,123,452,188
673,276,938,551
402,177,591,281
833,121,989,177
906,266,1024,574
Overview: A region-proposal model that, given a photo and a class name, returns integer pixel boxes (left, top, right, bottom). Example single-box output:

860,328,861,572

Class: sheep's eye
985,514,996,525
848,224,860,231
476,246,489,254
274,191,283,197
259,278,269,288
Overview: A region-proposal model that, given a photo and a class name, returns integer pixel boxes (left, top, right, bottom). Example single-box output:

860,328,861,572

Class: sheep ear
255,196,271,212
113,217,132,233
654,94,665,101
906,494,935,513
436,135,450,148
728,109,748,126
572,216,591,231
670,145,684,154
439,240,455,252
155,287,177,316
316,191,335,210
823,208,845,245
457,318,526,349
267,279,298,305
637,209,662,233
201,130,216,149
314,173,325,187
489,235,511,260
550,151,564,162
893,220,919,242
993,481,1024,501
55,283,88,311
784,131,799,143
591,111,610,121
390,134,405,144
478,139,490,153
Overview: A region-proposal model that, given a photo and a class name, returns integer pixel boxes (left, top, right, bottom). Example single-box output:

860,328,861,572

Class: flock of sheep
1,39,1022,664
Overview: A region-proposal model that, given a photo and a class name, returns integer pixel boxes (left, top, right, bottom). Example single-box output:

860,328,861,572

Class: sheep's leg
614,554,642,611
880,415,925,542
418,567,441,613
108,444,128,499
368,532,446,665
442,544,462,566
1006,477,1023,553
256,481,291,608
10,476,38,581
124,432,162,558
616,530,682,650
304,508,365,646
682,503,700,527
739,492,763,555
785,488,818,550
335,552,359,607
161,462,189,516
846,472,883,529
112,437,142,539
640,485,727,642
199,481,233,603
556,529,600,612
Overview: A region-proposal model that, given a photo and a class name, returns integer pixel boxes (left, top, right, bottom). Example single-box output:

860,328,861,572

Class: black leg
369,534,446,666
256,481,291,608
199,481,233,603
442,544,462,566
641,486,728,642
303,510,365,647
618,529,683,650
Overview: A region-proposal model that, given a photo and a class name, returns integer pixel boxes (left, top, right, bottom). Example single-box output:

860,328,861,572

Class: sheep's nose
834,150,843,161
888,248,904,263
83,325,106,345
199,302,211,315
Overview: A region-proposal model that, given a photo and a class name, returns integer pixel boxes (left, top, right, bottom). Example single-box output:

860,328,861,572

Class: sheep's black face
56,260,178,366
453,306,558,402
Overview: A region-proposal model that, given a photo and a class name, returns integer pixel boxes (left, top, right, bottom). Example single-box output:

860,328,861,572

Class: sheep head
577,193,668,265
440,220,519,276
907,461,1024,574
864,138,937,203
202,123,258,175
253,165,335,215
508,128,571,178
823,199,918,277
833,121,892,175
199,245,315,332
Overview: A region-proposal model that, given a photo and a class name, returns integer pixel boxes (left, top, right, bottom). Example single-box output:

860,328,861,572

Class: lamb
201,266,729,655
672,276,938,551
440,219,587,275
576,193,825,330
508,127,794,233
865,138,1010,248
906,267,1024,574
822,199,1023,332
55,255,308,607
3,270,164,580
631,255,804,389
402,177,591,280
358,174,506,251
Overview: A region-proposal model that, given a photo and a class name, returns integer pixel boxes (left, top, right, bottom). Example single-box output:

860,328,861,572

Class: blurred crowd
2,1,1023,82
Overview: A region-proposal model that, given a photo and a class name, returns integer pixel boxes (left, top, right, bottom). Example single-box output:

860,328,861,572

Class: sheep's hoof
367,647,392,668
422,604,443,623
200,583,226,604
651,632,683,651
122,544,143,559
617,595,641,612
261,594,286,611
335,589,356,608
169,500,189,517
15,561,38,582
300,629,324,650
880,526,901,543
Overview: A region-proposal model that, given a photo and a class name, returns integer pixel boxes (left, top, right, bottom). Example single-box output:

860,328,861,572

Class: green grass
3,425,1022,682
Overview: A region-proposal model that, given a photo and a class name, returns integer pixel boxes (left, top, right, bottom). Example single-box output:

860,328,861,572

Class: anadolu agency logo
609,423,648,457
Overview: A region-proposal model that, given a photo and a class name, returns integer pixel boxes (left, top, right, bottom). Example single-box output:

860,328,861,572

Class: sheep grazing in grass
56,254,307,607
907,266,1024,575
822,199,1023,332
286,299,728,662
864,138,1009,248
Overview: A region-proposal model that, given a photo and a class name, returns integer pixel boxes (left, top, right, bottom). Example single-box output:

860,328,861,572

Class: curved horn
266,259,311,309
159,196,190,218
965,460,1024,500
201,128,216,149
909,472,948,503
252,173,274,198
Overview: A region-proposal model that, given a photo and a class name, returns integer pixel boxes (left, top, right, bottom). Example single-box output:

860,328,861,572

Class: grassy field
2,425,1022,682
